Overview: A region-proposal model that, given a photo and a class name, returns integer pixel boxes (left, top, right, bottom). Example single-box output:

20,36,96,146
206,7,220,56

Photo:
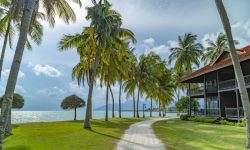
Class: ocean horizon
11,110,178,124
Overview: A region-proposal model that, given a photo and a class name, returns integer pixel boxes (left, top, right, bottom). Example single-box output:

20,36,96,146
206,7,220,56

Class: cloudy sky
1,0,250,110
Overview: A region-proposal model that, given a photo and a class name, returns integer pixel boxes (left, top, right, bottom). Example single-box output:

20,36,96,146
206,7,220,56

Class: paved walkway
116,117,167,150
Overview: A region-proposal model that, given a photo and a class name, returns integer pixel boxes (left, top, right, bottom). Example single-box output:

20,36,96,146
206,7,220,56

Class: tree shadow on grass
5,145,31,150
87,128,122,140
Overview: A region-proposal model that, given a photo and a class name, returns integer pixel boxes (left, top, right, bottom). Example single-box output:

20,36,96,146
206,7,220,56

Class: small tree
176,96,199,114
61,95,85,120
0,93,24,109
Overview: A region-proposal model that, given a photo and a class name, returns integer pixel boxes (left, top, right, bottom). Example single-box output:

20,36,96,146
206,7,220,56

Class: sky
1,0,250,110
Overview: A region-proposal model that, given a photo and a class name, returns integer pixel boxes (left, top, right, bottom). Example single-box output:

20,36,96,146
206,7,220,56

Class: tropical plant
175,96,199,113
61,95,85,121
168,33,203,73
123,53,137,118
0,0,81,146
202,32,238,64
59,0,135,128
215,0,250,147
0,93,24,136
0,93,24,109
172,69,185,105
0,0,44,79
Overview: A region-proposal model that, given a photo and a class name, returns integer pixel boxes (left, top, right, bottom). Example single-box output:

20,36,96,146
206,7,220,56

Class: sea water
11,110,177,124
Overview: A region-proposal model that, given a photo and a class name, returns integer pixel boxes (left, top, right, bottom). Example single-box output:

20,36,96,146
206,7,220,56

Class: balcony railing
190,86,204,96
225,107,244,118
196,108,220,117
219,75,250,91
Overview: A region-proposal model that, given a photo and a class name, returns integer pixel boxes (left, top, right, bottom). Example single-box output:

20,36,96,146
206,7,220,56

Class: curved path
116,117,167,150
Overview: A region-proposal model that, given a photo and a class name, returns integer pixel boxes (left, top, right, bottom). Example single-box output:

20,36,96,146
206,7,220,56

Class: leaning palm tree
0,0,81,147
202,32,238,64
0,0,45,80
168,33,203,73
215,0,250,148
0,1,44,136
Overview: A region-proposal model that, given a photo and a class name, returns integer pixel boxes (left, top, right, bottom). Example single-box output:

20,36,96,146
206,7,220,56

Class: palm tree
134,54,160,118
0,0,80,146
169,33,203,73
156,68,174,117
202,32,238,64
172,69,185,105
60,0,135,128
215,0,250,147
0,0,44,80
123,51,137,118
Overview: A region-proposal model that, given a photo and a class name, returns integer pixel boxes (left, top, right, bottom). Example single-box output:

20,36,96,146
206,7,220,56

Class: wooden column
217,71,221,117
188,83,191,116
204,75,207,117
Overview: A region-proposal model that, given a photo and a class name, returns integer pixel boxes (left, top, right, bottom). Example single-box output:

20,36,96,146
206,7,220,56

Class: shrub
180,114,190,120
220,119,246,127
188,117,215,123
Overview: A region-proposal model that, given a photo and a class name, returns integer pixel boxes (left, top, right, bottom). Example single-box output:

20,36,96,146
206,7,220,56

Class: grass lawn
153,119,248,150
4,118,144,150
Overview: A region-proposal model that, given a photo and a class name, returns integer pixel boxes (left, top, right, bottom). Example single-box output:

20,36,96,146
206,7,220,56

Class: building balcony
190,85,217,96
190,85,204,96
219,75,250,91
196,108,220,117
225,107,244,120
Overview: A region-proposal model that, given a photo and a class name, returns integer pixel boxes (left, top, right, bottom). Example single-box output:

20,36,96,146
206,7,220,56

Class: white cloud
142,38,177,59
202,20,250,49
2,69,25,79
28,62,62,77
201,32,221,49
37,86,66,97
16,84,27,94
69,82,85,96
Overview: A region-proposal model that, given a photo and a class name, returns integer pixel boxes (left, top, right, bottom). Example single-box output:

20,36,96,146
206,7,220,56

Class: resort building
181,45,250,121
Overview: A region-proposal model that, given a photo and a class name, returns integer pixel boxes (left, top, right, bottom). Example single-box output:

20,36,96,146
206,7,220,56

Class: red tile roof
181,45,250,82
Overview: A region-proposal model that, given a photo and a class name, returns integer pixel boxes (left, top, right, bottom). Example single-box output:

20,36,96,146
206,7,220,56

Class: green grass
153,119,248,150
4,118,144,150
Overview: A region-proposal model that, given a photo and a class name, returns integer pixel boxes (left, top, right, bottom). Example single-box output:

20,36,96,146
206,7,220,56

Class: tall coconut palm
123,50,137,118
0,1,44,136
156,68,174,117
134,54,159,118
168,33,203,73
0,0,45,80
202,32,238,64
60,0,135,128
215,0,250,147
0,0,80,147
172,69,185,105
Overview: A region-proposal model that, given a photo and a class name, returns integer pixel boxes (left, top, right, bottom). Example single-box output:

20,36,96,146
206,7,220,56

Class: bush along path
116,117,171,150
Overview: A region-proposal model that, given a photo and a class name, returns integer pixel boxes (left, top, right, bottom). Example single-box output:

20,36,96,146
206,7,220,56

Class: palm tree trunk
105,80,109,121
74,107,77,121
109,85,115,118
133,91,136,118
158,101,161,117
150,97,152,117
137,87,140,118
215,0,250,147
118,74,122,118
89,99,92,119
0,1,37,147
5,109,11,136
0,20,11,80
84,52,101,128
